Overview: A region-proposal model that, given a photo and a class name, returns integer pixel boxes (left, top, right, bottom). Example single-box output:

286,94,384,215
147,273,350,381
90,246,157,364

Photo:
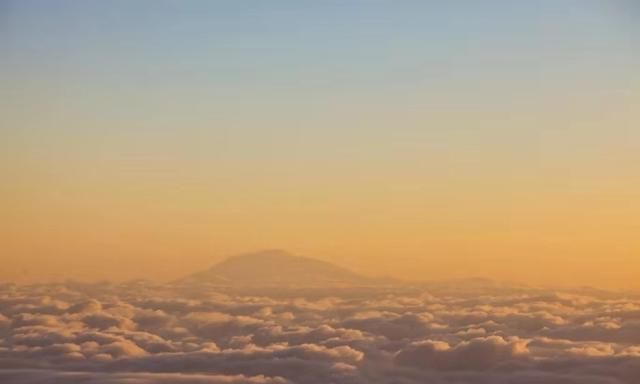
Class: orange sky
1,1,639,289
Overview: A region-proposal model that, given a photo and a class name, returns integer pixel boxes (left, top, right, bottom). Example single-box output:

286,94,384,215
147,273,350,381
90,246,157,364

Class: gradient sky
1,0,639,288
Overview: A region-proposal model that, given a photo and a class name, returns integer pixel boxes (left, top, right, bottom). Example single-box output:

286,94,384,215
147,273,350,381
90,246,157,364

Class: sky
1,0,639,288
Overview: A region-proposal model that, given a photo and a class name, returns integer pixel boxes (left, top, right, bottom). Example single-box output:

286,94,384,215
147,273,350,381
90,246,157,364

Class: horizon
2,248,637,294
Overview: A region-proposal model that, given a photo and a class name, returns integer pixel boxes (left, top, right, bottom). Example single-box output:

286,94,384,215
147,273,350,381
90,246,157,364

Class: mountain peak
184,250,380,288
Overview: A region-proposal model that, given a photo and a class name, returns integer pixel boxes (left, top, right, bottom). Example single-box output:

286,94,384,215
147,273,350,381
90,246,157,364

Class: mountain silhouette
183,249,383,287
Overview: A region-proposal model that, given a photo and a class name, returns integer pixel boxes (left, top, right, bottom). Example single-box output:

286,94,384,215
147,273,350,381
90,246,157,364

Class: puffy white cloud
395,336,529,370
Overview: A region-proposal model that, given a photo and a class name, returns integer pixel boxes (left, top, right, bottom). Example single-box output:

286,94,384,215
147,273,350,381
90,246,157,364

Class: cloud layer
1,281,639,383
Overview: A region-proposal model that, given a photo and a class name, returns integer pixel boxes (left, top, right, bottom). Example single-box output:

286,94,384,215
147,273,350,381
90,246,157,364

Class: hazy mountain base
181,250,391,288
1,278,640,384
176,250,619,300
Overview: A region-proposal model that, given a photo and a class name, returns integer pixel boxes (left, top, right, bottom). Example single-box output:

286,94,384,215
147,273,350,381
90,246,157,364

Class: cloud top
1,280,639,383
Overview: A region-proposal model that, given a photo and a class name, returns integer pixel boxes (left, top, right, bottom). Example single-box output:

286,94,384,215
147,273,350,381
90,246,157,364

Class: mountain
182,249,385,288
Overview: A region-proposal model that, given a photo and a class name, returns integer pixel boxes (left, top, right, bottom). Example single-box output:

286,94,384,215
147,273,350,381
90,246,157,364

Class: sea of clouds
1,280,640,383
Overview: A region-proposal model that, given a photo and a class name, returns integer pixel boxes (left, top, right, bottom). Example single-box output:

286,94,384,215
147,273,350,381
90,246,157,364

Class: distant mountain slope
183,249,383,287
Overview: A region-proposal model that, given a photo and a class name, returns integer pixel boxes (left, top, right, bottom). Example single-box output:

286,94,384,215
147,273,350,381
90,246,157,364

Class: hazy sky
1,1,639,288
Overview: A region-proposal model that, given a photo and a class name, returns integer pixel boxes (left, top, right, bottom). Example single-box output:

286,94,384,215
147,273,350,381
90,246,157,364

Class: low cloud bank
1,281,639,383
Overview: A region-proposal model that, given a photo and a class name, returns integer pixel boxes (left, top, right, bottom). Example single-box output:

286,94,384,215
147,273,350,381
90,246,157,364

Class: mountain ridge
182,249,387,288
